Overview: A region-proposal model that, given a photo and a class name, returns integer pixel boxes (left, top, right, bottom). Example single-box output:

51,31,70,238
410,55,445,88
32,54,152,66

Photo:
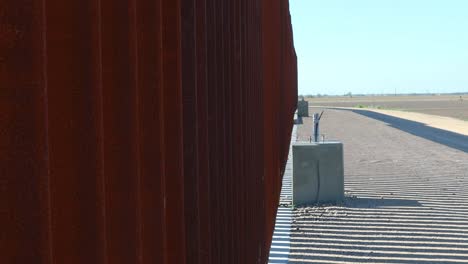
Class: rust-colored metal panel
134,0,166,262
101,0,140,263
194,1,212,263
181,0,200,263
161,0,187,263
1,1,50,263
45,1,105,263
262,0,282,255
2,1,297,264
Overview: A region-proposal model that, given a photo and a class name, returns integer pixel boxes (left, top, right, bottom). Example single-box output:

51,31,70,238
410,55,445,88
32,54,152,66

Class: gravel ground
292,108,468,264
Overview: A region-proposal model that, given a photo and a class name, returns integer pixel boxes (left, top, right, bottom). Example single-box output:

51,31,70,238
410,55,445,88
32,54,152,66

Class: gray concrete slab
297,99,309,117
292,142,344,206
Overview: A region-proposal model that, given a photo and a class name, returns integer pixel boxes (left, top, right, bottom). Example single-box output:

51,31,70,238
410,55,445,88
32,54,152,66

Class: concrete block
292,142,344,205
297,99,309,117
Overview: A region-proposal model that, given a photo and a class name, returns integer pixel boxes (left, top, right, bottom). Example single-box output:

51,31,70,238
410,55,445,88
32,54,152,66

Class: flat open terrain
306,95,468,121
291,108,468,263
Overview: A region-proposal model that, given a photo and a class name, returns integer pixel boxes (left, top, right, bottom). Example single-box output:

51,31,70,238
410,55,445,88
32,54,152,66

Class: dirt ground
306,95,468,121
308,107,468,137
291,108,468,263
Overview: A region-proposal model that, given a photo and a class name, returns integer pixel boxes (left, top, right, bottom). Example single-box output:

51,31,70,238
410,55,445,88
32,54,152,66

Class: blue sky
289,0,468,95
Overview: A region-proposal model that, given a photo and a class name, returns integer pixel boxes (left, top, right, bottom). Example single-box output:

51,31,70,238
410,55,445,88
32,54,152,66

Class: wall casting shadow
347,109,468,153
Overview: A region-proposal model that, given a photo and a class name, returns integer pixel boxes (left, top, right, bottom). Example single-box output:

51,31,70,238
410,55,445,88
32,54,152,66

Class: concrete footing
292,142,344,205
297,99,309,117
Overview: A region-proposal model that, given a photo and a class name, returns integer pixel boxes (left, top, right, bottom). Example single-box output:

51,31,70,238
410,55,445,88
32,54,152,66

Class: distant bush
354,104,384,109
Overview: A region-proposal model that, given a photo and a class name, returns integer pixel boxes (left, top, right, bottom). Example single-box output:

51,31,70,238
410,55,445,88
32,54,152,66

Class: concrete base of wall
297,100,309,117
292,142,344,206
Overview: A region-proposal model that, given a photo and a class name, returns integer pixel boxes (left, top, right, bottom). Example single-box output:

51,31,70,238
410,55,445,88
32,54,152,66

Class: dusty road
291,108,468,263
306,94,468,121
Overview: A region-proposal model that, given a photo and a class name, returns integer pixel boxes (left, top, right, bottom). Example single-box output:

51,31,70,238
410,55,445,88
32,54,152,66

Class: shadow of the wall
344,197,422,208
347,109,468,153
294,197,422,209
294,115,303,125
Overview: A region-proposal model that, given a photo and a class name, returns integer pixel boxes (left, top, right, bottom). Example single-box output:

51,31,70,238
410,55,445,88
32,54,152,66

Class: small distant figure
460,96,463,101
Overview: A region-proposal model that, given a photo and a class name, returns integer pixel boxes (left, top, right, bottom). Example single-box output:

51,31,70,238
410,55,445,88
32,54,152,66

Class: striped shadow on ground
268,126,296,264
290,108,468,264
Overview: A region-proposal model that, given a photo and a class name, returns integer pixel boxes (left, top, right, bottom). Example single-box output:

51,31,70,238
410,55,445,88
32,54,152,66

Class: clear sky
289,0,468,95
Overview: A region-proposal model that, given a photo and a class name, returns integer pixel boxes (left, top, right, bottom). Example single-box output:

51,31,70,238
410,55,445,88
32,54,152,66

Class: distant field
306,94,468,121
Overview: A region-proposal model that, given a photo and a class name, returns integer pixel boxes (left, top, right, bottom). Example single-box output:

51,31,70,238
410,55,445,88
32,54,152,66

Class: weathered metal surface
1,0,297,263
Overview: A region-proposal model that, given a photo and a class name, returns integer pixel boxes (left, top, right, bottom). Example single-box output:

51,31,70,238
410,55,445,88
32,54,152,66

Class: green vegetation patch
354,104,383,109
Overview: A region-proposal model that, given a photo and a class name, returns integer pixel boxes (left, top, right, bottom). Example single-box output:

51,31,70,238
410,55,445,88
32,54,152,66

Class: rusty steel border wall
1,0,297,263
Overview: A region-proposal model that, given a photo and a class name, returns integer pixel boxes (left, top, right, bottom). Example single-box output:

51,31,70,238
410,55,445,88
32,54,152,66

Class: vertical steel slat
205,0,219,262
44,1,105,262
195,0,211,263
238,1,247,262
134,0,165,262
100,1,139,262
94,0,109,262
206,0,219,262
181,0,200,263
161,0,186,263
1,1,50,263
231,1,241,262
262,0,282,255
